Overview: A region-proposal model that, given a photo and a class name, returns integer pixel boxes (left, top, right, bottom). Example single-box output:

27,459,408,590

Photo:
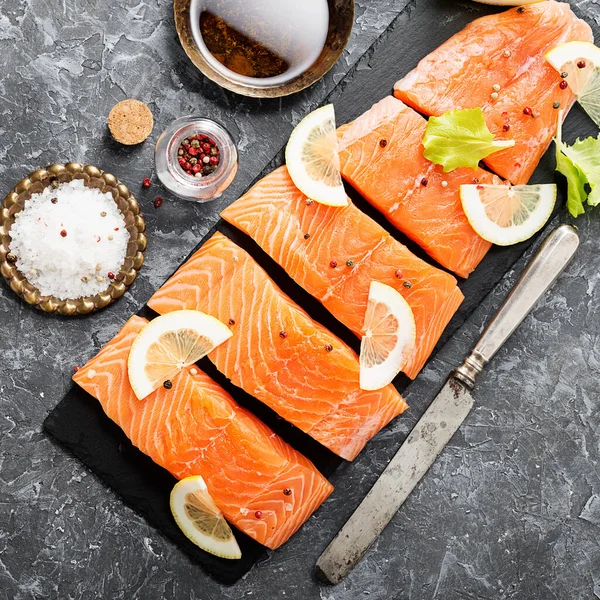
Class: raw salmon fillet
73,316,333,550
221,166,464,379
394,1,593,184
338,96,496,277
148,233,408,460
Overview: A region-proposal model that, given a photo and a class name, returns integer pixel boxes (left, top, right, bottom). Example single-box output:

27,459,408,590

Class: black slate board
43,0,599,586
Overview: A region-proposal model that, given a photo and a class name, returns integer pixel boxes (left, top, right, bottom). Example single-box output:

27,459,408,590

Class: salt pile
9,180,129,300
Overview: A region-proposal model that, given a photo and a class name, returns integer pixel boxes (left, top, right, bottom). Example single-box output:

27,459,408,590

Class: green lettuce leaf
555,122,600,217
422,108,515,172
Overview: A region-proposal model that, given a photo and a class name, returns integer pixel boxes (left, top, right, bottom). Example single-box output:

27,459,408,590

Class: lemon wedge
171,476,242,560
285,104,348,207
127,310,232,400
359,281,416,391
460,184,556,246
546,41,600,127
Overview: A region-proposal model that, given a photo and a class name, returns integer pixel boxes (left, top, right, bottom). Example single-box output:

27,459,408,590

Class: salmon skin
338,96,496,278
73,316,333,550
221,166,464,379
148,233,408,461
394,1,593,184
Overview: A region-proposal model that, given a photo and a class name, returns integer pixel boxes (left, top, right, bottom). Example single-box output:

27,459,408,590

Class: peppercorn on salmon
147,233,408,461
220,166,464,379
337,96,497,278
73,315,333,550
394,1,593,184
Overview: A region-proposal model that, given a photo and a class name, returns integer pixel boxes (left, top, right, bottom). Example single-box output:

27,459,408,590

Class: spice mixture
177,133,221,178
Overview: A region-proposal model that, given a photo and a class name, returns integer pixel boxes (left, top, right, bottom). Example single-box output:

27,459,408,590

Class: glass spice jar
154,116,238,201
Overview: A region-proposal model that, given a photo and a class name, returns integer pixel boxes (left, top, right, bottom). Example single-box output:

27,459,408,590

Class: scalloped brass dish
174,0,355,98
0,163,147,316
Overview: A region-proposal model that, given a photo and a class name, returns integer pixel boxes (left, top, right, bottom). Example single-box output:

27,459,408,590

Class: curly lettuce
555,120,600,217
422,108,515,172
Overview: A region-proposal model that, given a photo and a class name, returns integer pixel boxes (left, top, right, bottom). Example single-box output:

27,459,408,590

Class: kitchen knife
316,224,580,585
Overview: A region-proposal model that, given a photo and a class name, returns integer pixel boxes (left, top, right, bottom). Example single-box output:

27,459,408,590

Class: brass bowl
0,163,147,316
174,0,355,98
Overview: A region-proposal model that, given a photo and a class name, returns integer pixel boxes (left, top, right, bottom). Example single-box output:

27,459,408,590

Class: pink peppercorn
142,178,152,189
255,511,263,519
559,80,568,90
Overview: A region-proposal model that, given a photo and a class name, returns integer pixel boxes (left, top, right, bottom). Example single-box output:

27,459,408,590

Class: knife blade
316,224,580,585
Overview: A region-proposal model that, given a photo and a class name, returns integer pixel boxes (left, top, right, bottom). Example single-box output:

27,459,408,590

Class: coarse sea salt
8,179,129,300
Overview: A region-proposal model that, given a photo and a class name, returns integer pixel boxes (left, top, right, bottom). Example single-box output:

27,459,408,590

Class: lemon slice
546,41,600,126
128,310,232,400
285,104,348,207
171,476,242,560
359,281,416,391
460,184,556,246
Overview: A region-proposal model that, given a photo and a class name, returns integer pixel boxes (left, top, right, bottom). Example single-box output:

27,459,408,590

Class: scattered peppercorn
503,124,511,132
107,271,115,280
163,380,173,390
6,252,17,263
553,101,561,109
346,259,355,267
228,318,235,325
421,178,428,187
51,197,58,204
477,185,484,190
142,177,152,189
73,365,80,373
503,49,512,58
395,269,403,279
490,92,499,100
523,107,533,116
472,178,479,184
306,199,314,206
153,197,163,208
559,80,568,90
60,229,67,237
51,180,60,189
255,511,263,519
517,6,525,12
279,330,288,339
560,71,568,79
304,233,310,239
325,344,333,352
100,211,107,217
577,60,586,69
492,84,501,92
403,281,412,289
441,181,448,188
379,139,388,148
283,488,292,496
515,162,522,168
330,260,337,268
177,134,220,177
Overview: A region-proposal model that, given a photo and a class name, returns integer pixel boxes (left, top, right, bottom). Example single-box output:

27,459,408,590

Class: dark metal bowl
174,0,355,98
0,163,147,316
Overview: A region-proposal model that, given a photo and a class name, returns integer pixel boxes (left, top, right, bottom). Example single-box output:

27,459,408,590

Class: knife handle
454,224,579,389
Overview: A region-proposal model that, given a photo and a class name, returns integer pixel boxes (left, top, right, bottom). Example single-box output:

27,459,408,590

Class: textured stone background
0,1,599,599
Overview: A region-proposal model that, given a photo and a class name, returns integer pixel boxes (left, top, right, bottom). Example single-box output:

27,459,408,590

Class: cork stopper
108,99,154,145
